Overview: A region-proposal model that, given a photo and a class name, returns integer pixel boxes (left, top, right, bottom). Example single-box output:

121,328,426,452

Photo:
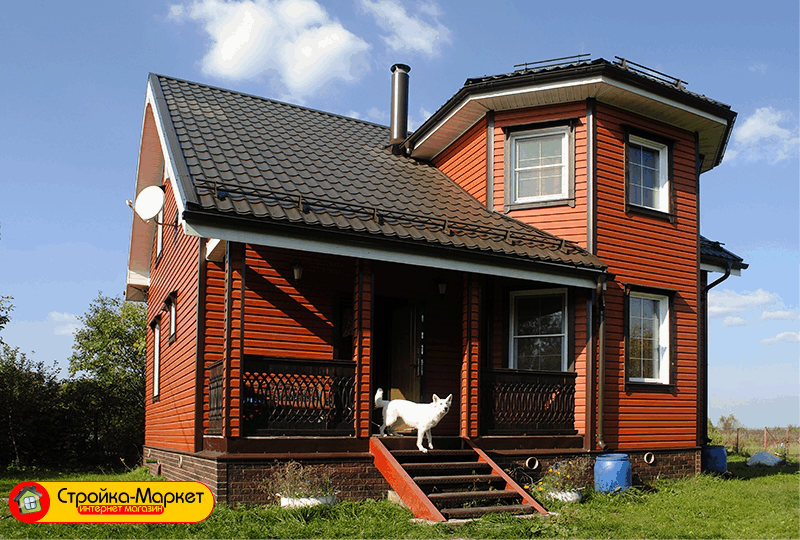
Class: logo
9,482,51,523
7,481,213,523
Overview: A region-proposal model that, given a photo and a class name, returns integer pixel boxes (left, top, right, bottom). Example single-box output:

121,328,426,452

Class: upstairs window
509,126,570,204
509,290,568,371
627,134,669,213
627,291,670,384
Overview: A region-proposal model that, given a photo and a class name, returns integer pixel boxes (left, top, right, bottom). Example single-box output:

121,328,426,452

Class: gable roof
134,74,606,292
405,57,736,173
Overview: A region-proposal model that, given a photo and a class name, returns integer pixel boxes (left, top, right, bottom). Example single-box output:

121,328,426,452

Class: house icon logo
8,482,50,523
14,485,44,515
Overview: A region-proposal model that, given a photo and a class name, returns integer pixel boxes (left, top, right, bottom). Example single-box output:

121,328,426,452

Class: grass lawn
1,455,797,539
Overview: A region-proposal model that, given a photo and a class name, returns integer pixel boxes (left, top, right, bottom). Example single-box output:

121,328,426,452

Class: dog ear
445,394,452,405
432,394,440,402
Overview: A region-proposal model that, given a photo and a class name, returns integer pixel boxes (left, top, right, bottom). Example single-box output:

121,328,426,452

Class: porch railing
207,360,224,435
481,369,577,435
242,356,355,436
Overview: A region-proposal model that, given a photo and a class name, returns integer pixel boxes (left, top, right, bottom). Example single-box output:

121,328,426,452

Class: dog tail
374,388,389,409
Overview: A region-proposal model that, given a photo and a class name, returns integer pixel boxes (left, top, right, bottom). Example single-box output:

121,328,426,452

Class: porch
206,356,580,443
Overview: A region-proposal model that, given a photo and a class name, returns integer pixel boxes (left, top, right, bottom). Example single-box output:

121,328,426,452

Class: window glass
153,321,161,398
627,292,669,383
511,128,569,203
511,291,566,371
627,135,668,212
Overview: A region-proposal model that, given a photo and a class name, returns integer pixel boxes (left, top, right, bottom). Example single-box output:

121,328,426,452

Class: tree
68,293,147,466
0,295,14,343
717,413,743,433
0,344,60,466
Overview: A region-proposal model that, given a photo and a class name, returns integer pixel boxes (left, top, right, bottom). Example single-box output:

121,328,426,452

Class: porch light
292,260,303,282
438,282,447,295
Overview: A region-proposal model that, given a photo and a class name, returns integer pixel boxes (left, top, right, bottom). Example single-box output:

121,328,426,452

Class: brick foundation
143,446,390,504
492,448,702,489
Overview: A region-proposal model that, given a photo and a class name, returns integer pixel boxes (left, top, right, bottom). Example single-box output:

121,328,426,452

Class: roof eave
405,60,736,173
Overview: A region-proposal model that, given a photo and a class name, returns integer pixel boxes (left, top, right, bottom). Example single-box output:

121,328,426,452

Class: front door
389,305,424,402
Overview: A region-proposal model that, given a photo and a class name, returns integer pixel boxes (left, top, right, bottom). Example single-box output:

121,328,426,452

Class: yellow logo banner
8,481,214,523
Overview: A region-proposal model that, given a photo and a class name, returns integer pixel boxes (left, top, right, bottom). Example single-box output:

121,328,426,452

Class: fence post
763,426,767,451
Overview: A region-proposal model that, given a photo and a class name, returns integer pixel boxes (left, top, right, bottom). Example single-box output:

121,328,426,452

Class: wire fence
711,426,800,459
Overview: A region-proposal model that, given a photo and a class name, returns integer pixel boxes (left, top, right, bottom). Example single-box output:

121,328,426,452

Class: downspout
701,262,731,443
596,275,609,451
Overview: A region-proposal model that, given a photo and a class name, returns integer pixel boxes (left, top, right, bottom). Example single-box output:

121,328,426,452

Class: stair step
442,504,537,520
429,489,519,502
413,474,504,485
390,449,476,460
402,461,491,473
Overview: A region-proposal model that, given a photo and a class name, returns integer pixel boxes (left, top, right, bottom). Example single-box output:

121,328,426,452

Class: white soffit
184,221,601,289
701,262,742,276
411,75,729,170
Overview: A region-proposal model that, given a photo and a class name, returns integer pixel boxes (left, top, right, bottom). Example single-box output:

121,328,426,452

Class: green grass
1,457,797,539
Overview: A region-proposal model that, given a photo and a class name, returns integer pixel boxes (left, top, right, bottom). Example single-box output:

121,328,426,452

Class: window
152,319,161,399
23,496,36,510
510,290,567,371
155,208,164,261
509,127,570,204
165,292,177,343
627,291,670,384
627,134,669,213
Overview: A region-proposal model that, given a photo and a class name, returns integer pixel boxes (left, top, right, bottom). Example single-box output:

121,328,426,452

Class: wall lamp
438,281,447,295
292,260,303,282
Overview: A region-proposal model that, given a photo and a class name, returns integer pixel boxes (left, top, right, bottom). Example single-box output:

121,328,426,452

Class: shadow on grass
725,458,799,480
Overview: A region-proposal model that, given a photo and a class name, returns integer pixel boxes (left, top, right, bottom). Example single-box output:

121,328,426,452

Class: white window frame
509,288,568,371
509,127,570,204
627,291,670,384
153,321,161,398
627,134,669,213
156,208,164,260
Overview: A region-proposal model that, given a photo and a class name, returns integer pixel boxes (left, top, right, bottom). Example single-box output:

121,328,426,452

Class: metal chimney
389,64,411,146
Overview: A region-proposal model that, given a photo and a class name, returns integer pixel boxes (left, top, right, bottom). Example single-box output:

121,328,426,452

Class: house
126,55,745,519
14,486,43,515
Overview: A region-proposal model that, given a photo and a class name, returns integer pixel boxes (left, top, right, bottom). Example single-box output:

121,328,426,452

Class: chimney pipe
389,64,411,147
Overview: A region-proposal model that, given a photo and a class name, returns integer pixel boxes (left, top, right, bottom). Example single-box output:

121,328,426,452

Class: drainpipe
596,275,609,452
701,262,732,444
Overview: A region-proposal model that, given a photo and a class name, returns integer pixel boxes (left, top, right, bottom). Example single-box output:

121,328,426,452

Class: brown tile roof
152,74,606,273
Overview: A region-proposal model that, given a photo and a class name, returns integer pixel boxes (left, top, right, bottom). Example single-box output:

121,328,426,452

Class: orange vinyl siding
493,103,589,248
242,245,353,359
595,102,699,450
145,178,200,452
433,118,488,205
201,256,225,435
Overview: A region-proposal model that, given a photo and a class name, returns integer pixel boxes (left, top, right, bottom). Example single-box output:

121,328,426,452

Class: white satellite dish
133,185,166,221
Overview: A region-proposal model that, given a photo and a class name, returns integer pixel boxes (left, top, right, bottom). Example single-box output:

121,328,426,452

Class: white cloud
726,107,800,164
47,312,79,323
408,107,433,132
708,288,778,318
168,0,370,100
748,63,768,75
722,316,747,327
761,331,800,344
47,312,81,336
358,0,451,57
761,309,799,321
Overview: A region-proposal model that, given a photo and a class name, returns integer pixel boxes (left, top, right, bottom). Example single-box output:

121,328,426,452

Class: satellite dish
133,186,165,221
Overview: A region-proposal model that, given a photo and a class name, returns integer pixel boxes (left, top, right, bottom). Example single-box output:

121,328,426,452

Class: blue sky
1,0,797,429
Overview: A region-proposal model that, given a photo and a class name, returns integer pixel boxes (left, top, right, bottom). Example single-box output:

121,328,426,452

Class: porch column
460,273,481,438
223,241,245,438
354,259,373,438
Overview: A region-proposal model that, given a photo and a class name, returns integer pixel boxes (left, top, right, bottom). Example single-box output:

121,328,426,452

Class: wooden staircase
370,436,547,522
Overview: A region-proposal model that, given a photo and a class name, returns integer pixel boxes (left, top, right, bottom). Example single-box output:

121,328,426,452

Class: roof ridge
150,72,393,133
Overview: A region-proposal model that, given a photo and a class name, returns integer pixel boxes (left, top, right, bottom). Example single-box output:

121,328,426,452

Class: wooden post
764,426,767,451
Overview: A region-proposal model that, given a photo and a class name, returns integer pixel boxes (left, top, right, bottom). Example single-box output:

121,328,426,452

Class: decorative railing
242,357,355,436
481,369,577,435
207,360,224,435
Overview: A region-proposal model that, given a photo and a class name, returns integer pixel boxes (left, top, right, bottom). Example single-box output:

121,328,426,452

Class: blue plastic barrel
594,453,632,493
702,445,727,474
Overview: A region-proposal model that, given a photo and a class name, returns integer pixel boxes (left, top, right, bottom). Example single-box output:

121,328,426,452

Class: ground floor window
509,289,567,371
627,291,670,384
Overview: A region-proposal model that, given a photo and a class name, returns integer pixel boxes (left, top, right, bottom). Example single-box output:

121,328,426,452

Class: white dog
374,388,452,453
